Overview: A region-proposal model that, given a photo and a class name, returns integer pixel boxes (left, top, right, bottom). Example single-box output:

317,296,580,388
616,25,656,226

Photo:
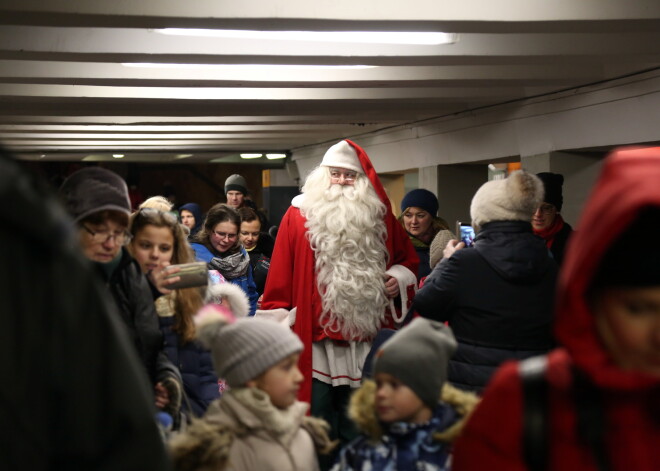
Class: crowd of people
3,141,658,470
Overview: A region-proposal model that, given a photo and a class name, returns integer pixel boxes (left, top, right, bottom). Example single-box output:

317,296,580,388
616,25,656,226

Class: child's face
130,224,174,274
248,353,303,409
594,286,660,376
374,373,433,424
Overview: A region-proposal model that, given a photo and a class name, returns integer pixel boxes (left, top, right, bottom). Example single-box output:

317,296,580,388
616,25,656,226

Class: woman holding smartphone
190,203,259,316
129,207,221,422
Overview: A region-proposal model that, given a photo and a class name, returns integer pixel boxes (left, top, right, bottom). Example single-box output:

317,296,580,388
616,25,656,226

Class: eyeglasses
213,230,238,240
329,168,358,183
536,204,556,215
82,224,132,246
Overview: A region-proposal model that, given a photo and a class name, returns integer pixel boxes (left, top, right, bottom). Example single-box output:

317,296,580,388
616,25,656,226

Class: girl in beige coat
170,286,334,471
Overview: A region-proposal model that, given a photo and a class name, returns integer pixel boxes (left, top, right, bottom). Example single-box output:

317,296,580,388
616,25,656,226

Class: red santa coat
453,147,660,471
261,140,418,404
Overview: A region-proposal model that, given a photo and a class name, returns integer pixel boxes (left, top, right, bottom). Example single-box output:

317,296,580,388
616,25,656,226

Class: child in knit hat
169,290,334,471
331,318,479,471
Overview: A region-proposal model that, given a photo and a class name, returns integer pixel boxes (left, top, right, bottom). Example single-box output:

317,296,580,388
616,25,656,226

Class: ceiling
1,1,659,165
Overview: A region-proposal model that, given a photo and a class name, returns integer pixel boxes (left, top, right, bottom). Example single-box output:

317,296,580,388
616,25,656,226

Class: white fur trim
320,141,363,174
204,282,250,318
470,170,543,230
385,264,418,323
291,193,305,208
254,307,297,327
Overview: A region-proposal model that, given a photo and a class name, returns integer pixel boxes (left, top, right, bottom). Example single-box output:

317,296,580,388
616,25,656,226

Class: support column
522,151,605,226
436,164,488,229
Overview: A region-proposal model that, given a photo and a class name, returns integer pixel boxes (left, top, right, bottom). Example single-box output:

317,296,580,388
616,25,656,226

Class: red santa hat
320,140,363,174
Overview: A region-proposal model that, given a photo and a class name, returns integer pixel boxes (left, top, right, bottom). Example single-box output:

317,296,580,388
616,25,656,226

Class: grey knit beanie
59,167,131,223
470,170,543,231
373,317,457,409
429,229,456,269
224,174,248,195
197,314,303,387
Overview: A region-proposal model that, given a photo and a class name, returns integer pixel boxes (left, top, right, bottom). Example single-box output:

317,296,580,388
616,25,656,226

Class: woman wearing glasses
128,207,221,422
190,203,259,315
59,167,183,419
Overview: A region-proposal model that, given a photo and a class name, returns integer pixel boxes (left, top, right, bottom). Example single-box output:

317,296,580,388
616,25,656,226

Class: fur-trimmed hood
348,380,479,443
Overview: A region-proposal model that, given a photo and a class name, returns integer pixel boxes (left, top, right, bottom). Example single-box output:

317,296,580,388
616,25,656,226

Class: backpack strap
519,355,549,471
572,367,612,471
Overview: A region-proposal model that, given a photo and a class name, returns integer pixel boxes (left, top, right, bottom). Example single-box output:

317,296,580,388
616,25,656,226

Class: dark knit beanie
591,207,660,289
59,167,131,223
224,174,248,195
536,172,564,211
373,317,457,409
401,189,439,217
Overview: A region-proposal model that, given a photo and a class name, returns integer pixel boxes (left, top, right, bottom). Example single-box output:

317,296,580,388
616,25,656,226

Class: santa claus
258,140,418,448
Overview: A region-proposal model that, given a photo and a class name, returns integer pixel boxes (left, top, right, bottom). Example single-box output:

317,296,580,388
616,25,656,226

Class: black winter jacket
0,151,171,469
99,248,181,387
413,221,557,392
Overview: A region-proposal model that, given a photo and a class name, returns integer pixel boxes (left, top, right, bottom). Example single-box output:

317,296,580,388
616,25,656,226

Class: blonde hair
139,195,174,212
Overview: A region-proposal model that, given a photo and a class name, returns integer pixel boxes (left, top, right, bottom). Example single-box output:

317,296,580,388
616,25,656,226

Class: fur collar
349,380,480,443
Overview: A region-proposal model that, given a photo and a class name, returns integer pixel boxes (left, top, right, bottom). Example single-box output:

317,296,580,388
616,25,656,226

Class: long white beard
301,167,390,339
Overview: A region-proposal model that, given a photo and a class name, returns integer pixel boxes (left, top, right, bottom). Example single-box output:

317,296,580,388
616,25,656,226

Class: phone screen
456,221,475,247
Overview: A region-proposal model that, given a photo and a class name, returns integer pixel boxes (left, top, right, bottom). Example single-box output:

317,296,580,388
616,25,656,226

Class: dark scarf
533,214,565,249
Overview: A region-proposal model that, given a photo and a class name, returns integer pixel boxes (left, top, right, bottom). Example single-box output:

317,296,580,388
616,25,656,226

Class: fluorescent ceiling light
266,153,287,160
122,63,374,70
175,153,193,159
155,29,457,46
112,154,125,158
240,153,263,159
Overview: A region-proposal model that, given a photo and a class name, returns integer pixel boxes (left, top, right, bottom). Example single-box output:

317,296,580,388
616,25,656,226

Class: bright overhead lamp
122,63,374,70
154,29,458,46
175,153,193,160
240,153,263,159
112,154,125,159
266,153,288,160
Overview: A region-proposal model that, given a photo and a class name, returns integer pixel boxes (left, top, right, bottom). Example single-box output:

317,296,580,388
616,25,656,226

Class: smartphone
455,221,476,247
164,261,208,289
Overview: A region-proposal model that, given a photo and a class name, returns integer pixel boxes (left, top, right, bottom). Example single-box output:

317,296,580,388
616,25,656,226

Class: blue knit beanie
401,189,439,216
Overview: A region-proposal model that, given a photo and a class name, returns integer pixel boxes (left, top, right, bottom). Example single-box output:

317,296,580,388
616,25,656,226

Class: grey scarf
208,250,250,280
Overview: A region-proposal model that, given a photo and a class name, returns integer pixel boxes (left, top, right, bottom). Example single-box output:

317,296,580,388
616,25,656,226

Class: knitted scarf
208,250,250,280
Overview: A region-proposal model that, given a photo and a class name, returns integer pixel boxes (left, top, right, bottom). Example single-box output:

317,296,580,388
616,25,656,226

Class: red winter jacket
453,147,660,471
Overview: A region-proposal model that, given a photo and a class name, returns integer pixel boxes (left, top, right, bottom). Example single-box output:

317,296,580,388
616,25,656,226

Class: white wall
290,69,660,219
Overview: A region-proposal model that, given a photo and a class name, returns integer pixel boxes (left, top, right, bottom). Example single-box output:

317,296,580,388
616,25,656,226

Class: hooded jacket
331,381,479,471
179,202,203,238
413,220,558,392
453,147,660,471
